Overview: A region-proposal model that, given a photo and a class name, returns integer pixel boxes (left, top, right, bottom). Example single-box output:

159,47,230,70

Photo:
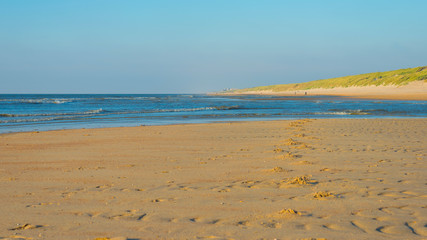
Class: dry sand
0,119,426,240
225,81,427,100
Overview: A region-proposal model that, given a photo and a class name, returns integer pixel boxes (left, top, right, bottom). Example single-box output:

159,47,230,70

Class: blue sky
1,0,426,93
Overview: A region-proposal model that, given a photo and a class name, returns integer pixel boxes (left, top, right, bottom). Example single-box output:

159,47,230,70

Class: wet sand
0,119,426,240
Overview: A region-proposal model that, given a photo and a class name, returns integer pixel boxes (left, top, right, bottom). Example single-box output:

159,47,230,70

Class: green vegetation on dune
231,66,427,93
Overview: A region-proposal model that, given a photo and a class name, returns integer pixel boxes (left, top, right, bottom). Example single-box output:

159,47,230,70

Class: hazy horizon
1,0,427,94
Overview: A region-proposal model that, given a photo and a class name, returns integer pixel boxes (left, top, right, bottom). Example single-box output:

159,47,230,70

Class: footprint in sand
375,223,421,235
292,143,312,150
261,220,281,229
101,209,147,221
313,191,337,199
276,208,302,217
277,151,300,160
273,147,284,153
217,188,231,193
185,217,222,225
322,223,355,232
9,224,44,230
26,202,58,208
284,138,301,146
268,166,289,173
151,197,176,203
288,176,317,185
292,160,313,165
239,180,263,189
160,217,179,223
235,220,251,228
94,184,114,190
293,133,306,138
189,217,202,223
377,205,412,215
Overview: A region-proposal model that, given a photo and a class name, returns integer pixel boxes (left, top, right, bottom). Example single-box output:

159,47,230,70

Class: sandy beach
224,81,427,100
0,119,426,240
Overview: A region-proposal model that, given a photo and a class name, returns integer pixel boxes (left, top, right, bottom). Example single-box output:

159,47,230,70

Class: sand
223,81,427,100
0,119,426,240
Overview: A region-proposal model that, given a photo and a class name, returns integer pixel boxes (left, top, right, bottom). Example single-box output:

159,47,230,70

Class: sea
0,94,426,133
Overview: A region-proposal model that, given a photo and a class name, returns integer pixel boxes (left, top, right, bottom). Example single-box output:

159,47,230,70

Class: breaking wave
316,109,371,115
0,98,74,104
0,106,242,124
0,109,104,118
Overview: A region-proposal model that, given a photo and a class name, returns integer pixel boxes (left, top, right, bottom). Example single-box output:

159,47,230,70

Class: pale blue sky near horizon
1,0,426,94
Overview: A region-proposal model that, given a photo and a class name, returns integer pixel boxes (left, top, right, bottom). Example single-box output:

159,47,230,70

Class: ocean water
0,94,426,133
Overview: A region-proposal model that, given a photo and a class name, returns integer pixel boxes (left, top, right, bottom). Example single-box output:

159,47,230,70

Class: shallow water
0,94,426,133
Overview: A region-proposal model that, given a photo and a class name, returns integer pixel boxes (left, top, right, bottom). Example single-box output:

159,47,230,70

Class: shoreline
217,81,427,100
1,118,426,239
2,116,426,135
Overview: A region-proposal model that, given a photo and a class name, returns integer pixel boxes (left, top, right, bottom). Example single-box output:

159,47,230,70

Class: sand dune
0,119,426,239
223,81,427,100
